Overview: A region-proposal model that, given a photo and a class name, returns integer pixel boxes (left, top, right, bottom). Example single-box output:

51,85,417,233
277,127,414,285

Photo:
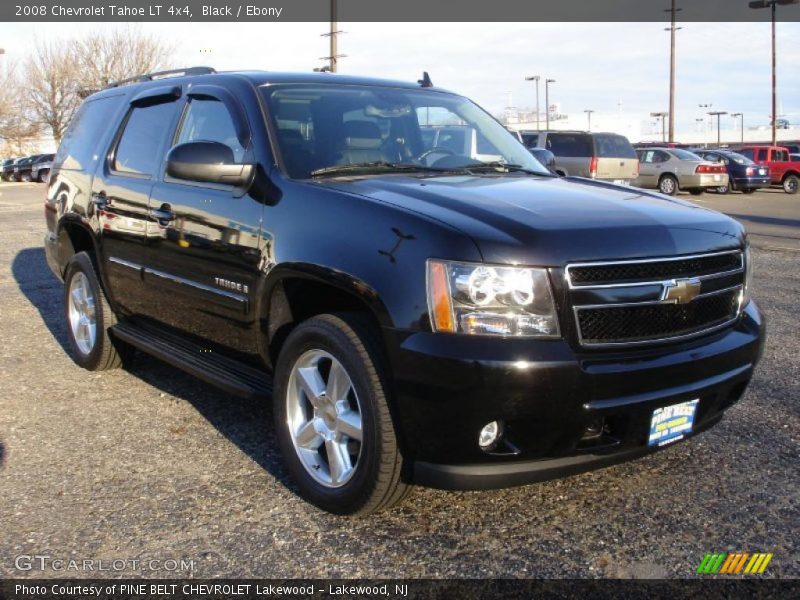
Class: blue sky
1,21,798,133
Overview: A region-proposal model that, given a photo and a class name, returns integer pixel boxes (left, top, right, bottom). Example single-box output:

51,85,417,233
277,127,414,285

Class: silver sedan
634,148,729,196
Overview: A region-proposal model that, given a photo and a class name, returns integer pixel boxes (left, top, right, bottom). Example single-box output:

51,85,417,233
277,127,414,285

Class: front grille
568,252,742,286
577,289,740,345
568,250,745,347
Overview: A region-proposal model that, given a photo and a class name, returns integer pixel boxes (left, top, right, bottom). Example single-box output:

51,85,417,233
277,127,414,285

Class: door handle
149,208,176,222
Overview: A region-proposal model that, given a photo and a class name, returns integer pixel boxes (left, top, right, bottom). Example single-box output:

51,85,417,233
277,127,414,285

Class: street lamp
545,79,555,129
584,109,594,131
708,111,728,146
525,75,541,131
748,0,798,146
731,112,744,144
651,112,669,143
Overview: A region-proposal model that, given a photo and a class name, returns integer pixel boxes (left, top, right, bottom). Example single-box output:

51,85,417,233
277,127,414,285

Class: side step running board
111,322,273,400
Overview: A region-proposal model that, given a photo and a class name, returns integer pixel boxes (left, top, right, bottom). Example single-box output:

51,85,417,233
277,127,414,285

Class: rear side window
546,133,592,157
55,95,123,172
176,97,245,162
773,150,788,162
113,102,178,177
594,134,637,159
757,148,769,161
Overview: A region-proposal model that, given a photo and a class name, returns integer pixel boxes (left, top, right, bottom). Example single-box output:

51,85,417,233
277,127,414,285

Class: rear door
92,87,183,317
545,132,592,176
593,133,639,183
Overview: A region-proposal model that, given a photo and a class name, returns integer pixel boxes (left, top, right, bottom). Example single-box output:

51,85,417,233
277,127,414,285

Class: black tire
38,169,50,183
63,251,131,371
658,174,679,195
783,174,799,194
273,313,407,516
689,189,705,196
742,189,756,195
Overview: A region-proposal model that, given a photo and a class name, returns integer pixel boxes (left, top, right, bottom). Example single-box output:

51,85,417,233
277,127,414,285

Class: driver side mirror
528,147,558,174
166,141,254,187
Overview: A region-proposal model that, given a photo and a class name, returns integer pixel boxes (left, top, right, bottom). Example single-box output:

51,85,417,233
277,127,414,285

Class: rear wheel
38,169,50,183
274,313,407,515
658,174,678,195
783,174,799,194
64,252,131,371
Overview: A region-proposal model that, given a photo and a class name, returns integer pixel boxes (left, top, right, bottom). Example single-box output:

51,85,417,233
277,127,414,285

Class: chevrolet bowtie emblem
662,278,702,304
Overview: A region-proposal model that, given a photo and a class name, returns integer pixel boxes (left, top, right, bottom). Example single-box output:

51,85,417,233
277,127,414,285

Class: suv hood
320,175,744,265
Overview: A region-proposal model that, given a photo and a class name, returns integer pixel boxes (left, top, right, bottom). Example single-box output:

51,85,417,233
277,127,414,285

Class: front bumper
385,301,764,490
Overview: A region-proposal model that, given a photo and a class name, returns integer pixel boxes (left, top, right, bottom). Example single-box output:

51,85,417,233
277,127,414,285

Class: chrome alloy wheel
67,271,97,355
286,349,363,488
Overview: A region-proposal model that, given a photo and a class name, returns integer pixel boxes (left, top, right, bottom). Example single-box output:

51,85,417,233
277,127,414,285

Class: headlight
427,260,560,337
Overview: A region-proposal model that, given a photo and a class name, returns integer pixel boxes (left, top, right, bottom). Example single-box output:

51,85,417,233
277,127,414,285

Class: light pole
545,79,555,129
525,75,541,131
651,112,669,143
665,1,682,143
748,0,798,146
731,112,744,144
320,0,346,72
584,109,594,131
708,111,728,146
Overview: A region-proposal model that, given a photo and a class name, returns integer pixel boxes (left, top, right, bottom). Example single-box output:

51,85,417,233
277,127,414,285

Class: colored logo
662,277,702,304
697,552,773,575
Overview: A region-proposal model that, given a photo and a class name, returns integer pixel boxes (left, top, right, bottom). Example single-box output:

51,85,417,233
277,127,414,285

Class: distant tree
74,26,173,91
24,40,80,144
0,61,42,153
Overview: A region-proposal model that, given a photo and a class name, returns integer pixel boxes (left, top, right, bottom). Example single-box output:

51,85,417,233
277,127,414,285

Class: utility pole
525,75,541,130
545,79,555,130
731,112,744,144
319,0,345,72
708,111,728,146
584,109,594,131
665,1,682,143
748,0,799,146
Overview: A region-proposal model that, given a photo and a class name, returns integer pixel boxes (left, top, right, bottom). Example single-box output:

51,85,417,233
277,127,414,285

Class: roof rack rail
107,66,216,89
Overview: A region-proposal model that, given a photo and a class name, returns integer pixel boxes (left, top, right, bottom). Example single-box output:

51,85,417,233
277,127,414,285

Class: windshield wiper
457,162,552,176
311,162,452,178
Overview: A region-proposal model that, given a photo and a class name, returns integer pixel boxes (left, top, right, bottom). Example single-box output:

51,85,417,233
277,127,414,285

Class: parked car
634,148,728,195
782,143,800,154
13,154,47,182
690,148,770,194
527,131,639,184
737,146,800,194
30,153,55,183
44,67,764,515
528,147,557,173
1,158,18,181
790,153,800,162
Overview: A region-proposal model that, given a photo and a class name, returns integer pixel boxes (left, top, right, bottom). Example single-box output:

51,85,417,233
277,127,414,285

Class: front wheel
38,170,50,183
659,174,679,195
783,174,799,194
273,313,407,515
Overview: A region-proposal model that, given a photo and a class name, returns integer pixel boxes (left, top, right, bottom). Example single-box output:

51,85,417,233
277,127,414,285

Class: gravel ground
0,183,797,579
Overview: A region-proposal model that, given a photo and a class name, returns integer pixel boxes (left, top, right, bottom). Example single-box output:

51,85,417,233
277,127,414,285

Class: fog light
478,420,503,450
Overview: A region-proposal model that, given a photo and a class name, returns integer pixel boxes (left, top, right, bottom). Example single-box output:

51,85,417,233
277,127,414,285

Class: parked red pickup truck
737,146,800,194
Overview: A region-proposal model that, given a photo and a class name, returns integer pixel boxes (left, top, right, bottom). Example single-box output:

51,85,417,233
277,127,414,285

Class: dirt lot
0,182,797,579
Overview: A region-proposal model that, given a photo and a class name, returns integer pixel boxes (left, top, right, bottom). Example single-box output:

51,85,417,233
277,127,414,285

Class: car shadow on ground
0,440,5,469
12,246,295,494
11,247,70,354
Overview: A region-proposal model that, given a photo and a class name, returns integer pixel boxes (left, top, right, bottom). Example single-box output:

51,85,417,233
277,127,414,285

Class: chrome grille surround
566,250,745,347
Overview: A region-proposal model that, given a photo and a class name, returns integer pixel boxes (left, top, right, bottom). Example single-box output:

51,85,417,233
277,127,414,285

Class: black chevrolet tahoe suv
44,67,765,515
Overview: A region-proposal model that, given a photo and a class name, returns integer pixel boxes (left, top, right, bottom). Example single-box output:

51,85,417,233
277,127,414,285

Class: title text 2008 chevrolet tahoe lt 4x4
44,68,765,515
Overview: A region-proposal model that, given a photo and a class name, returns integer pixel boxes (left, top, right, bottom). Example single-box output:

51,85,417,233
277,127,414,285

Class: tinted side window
757,149,769,161
55,95,123,172
594,134,637,159
113,102,178,177
774,150,788,162
176,98,245,162
546,133,592,157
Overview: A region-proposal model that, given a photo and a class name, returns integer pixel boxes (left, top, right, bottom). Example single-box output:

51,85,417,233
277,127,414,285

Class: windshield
261,84,549,179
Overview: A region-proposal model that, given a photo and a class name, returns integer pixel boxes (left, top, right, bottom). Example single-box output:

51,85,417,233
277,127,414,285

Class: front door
143,88,264,353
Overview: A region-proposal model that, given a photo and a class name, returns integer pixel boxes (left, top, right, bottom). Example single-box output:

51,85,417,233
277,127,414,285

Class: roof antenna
418,71,433,88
